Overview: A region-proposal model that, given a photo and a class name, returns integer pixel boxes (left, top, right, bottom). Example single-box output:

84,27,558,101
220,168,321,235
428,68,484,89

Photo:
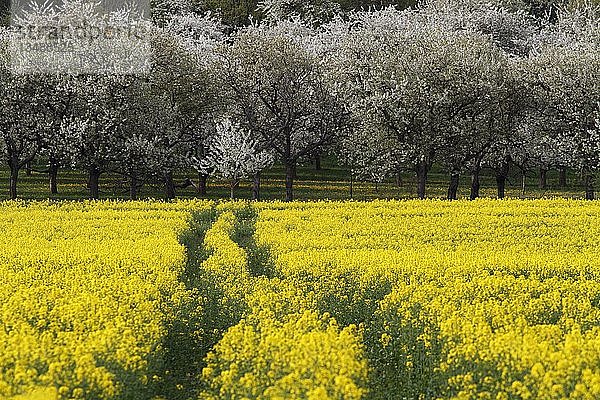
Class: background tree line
0,0,598,201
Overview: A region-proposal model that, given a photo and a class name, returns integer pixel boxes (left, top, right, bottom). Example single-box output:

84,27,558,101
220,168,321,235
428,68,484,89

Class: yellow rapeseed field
199,209,369,400
0,200,210,400
253,199,600,399
4,199,600,399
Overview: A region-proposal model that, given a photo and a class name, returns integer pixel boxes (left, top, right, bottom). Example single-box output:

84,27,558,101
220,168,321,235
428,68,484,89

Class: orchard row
0,0,597,201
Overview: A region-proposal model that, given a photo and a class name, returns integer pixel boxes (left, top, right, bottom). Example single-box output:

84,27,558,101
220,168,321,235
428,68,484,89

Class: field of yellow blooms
0,200,211,400
251,199,600,399
3,199,600,399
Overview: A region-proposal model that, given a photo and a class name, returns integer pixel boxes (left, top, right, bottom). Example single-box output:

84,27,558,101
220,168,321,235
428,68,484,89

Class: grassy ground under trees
0,159,587,202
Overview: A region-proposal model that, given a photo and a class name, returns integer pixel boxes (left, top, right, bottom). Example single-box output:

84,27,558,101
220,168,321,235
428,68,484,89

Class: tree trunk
9,159,19,200
49,162,59,195
559,167,567,188
230,181,235,200
198,173,208,196
285,163,295,202
88,166,101,200
349,170,354,199
585,172,595,200
470,166,481,201
396,172,403,188
252,172,261,201
496,175,506,200
416,160,429,200
25,162,32,176
539,168,547,189
496,158,510,200
447,172,459,201
164,171,176,201
522,171,527,197
315,154,321,171
130,175,139,200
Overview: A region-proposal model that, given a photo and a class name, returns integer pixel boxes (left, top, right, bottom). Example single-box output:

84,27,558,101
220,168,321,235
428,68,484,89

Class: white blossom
200,118,274,198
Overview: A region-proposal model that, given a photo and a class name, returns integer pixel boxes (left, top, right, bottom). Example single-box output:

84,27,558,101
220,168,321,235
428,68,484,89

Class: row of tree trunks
539,167,569,190
5,163,593,201
443,163,579,201
279,163,572,203
6,164,257,200
540,167,569,190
